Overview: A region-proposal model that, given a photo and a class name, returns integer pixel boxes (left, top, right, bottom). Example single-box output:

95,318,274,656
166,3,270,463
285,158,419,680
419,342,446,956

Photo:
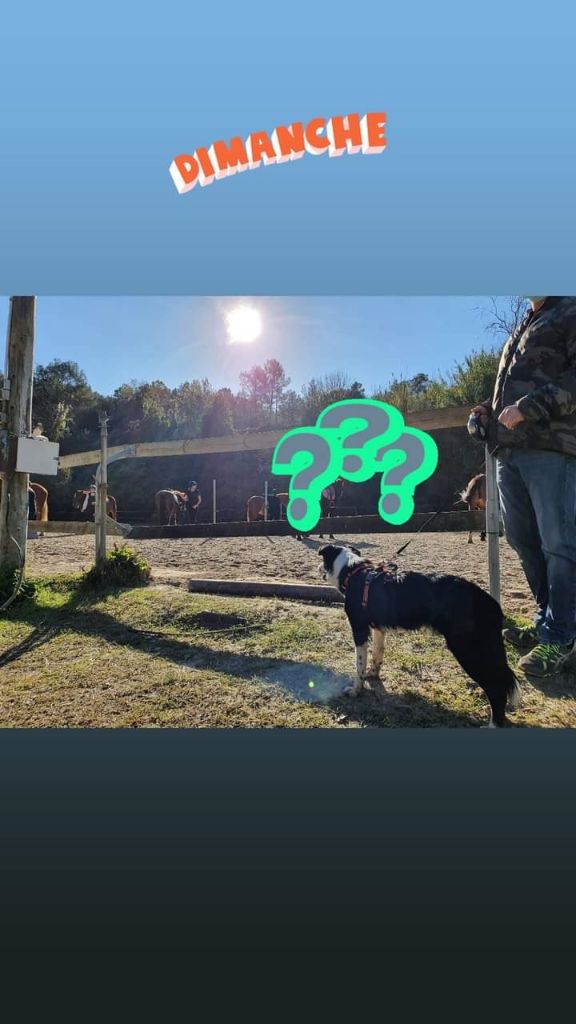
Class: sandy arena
25,530,535,619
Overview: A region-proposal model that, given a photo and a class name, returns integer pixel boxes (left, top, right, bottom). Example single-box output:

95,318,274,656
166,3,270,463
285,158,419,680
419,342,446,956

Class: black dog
318,544,520,727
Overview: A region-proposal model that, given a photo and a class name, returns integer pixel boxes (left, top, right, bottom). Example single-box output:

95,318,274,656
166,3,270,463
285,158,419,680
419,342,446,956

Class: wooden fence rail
57,407,471,470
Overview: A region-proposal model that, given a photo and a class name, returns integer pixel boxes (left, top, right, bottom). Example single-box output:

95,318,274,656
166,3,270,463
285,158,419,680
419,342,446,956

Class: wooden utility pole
0,297,36,572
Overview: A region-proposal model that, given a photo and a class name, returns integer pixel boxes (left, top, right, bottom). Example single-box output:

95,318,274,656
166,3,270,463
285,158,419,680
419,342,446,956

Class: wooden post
264,480,268,521
95,412,108,567
0,298,36,572
485,447,501,604
212,479,217,524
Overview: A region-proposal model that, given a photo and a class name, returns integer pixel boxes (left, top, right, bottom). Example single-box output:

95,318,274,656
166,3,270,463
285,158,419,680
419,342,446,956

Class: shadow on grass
0,583,490,727
517,665,576,699
257,662,484,727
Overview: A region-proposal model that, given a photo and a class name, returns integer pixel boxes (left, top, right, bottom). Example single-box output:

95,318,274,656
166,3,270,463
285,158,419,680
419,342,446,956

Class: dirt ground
25,529,535,619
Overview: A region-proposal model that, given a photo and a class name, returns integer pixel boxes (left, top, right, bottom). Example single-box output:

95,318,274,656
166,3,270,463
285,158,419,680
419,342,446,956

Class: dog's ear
318,545,329,557
349,546,362,556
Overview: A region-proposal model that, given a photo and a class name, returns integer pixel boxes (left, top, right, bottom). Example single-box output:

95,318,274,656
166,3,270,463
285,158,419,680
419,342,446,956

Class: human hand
498,405,525,431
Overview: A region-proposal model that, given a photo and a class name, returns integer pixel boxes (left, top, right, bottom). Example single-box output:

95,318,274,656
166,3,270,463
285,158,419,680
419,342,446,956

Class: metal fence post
96,412,108,567
485,446,501,604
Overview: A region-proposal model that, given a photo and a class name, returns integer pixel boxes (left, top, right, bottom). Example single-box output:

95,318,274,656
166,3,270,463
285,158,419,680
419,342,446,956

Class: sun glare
225,304,262,344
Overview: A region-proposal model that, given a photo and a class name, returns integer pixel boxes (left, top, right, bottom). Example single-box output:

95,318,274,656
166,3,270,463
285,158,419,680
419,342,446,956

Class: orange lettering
247,131,277,168
271,122,305,162
360,112,386,154
169,154,199,194
208,137,249,179
327,114,362,157
304,117,329,155
196,147,216,186
170,112,387,193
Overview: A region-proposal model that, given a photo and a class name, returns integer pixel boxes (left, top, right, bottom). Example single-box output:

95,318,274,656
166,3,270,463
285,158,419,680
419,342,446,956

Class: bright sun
225,304,262,344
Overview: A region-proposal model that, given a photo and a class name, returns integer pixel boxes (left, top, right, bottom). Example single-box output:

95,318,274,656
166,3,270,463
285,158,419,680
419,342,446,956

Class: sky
0,296,503,396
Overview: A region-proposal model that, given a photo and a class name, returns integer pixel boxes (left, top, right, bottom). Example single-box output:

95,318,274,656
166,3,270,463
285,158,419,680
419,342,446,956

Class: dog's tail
433,579,520,726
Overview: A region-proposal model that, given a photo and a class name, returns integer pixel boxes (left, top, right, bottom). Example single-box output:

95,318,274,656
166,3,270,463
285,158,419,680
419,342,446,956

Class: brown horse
154,489,188,526
246,492,289,522
30,482,49,521
460,473,486,544
72,488,118,521
0,479,49,522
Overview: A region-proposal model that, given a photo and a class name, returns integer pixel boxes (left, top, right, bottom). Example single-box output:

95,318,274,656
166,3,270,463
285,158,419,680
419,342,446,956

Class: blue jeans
496,449,576,647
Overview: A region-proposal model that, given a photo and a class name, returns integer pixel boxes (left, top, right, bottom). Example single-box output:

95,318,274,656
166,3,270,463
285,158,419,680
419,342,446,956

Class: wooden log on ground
188,579,344,603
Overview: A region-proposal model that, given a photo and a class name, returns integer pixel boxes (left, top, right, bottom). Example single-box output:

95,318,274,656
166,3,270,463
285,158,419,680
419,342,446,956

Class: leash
387,498,466,561
341,507,459,612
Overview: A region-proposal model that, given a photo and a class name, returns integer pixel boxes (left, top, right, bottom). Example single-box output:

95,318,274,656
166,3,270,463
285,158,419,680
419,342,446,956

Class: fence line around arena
50,407,501,596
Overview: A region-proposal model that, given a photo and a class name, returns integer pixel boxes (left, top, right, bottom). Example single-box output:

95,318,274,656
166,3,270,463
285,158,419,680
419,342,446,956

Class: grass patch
0,568,37,607
81,544,151,591
0,579,575,728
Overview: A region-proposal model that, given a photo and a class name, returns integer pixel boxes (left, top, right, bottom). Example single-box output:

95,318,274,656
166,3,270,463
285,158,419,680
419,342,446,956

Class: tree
444,349,501,406
277,388,305,427
202,388,235,437
372,378,413,413
407,373,431,395
108,380,173,442
33,359,95,441
372,373,434,412
264,358,291,417
300,371,365,423
172,379,213,439
478,296,529,340
239,359,291,422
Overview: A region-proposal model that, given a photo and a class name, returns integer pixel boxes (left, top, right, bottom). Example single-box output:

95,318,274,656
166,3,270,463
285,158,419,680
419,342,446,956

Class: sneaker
517,642,573,678
502,625,538,650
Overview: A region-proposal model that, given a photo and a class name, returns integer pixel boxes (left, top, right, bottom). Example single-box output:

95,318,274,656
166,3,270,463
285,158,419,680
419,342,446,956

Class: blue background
0,1,574,294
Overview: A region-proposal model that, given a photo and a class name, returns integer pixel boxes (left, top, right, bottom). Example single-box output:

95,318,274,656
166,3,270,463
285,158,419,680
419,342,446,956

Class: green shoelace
528,643,563,666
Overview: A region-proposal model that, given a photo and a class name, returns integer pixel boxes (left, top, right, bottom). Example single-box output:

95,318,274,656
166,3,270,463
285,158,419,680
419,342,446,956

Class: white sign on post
15,437,60,476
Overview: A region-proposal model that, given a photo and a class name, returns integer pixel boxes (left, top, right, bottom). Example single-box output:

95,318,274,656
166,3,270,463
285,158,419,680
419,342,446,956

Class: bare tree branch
476,296,528,339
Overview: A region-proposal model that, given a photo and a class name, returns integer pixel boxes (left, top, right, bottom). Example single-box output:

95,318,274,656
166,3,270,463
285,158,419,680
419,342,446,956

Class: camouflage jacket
484,296,576,457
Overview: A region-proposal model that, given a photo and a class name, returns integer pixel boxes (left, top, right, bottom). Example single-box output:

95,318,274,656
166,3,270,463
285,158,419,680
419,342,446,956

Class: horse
30,482,49,521
154,489,188,526
72,488,118,522
459,473,486,544
318,478,346,539
246,492,289,522
292,477,346,541
0,479,48,522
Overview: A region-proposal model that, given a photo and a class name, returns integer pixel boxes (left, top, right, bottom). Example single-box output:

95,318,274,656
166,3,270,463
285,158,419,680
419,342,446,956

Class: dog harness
340,560,399,610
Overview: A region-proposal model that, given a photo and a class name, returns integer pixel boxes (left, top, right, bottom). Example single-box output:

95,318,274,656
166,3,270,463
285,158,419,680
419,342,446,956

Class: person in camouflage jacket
484,295,576,456
472,297,576,678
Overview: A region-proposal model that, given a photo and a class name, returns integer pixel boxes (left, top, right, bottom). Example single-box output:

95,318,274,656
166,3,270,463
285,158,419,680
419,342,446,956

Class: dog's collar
339,561,368,593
